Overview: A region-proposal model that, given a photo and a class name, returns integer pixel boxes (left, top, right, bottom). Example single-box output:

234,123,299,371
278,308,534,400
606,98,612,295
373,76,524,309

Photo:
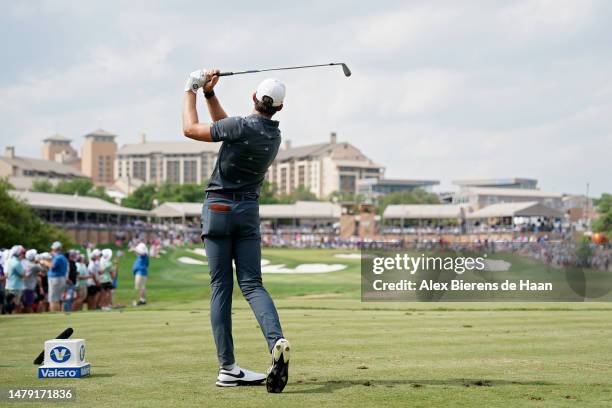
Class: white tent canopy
467,201,563,219
151,202,201,218
260,201,341,219
383,204,465,220
10,190,149,217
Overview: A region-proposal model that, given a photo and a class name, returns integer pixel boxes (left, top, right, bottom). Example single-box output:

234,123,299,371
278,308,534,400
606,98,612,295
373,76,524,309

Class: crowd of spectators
400,237,612,272
278,233,611,272
262,234,363,249
507,240,611,272
0,241,150,315
118,225,202,256
382,220,567,235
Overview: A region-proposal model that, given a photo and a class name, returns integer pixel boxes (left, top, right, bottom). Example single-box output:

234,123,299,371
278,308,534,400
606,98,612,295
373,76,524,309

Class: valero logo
50,346,71,363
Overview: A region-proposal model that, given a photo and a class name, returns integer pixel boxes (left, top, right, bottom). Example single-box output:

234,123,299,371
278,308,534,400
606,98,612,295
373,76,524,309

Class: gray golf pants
202,195,283,366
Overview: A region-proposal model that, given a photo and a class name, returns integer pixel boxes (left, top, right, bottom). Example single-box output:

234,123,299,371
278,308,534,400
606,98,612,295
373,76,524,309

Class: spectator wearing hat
22,249,40,313
5,245,25,313
86,249,101,310
36,252,52,313
133,243,149,306
73,254,90,311
47,241,68,312
98,249,115,311
63,250,78,312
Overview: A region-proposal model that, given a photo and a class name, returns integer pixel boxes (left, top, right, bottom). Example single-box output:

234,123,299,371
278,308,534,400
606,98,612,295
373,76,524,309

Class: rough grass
2,248,612,407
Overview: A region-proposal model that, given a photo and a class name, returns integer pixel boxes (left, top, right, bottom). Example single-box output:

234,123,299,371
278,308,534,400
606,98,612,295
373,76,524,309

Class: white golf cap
11,245,24,257
51,241,62,250
255,78,286,107
135,243,148,256
39,252,52,260
25,249,38,261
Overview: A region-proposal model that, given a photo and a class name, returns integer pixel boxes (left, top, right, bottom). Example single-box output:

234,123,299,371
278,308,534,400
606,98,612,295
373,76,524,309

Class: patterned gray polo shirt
206,114,281,194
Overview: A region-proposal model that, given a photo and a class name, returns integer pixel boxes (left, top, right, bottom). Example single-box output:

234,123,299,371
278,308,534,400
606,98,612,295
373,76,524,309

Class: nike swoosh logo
221,370,245,378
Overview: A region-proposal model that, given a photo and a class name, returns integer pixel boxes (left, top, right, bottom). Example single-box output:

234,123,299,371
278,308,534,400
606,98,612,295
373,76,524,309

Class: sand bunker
178,256,207,265
180,249,342,273
189,248,207,257
334,253,361,259
262,263,347,274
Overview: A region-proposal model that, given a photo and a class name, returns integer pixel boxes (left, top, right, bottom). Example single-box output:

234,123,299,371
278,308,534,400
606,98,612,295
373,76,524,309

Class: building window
298,165,305,187
184,160,197,184
150,158,157,181
105,156,112,182
340,174,356,193
364,168,381,177
167,160,180,183
289,165,295,190
133,160,146,181
339,166,358,172
98,157,105,181
201,155,210,181
280,167,288,194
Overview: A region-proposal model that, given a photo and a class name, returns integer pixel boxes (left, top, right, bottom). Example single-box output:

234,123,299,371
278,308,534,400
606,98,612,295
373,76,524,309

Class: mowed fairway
2,248,612,407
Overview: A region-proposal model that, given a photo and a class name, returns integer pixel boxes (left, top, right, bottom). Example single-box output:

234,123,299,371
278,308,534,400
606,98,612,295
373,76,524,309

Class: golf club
217,62,351,78
33,327,73,365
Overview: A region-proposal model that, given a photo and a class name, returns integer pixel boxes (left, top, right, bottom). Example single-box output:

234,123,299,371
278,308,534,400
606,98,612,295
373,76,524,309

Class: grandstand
9,190,150,244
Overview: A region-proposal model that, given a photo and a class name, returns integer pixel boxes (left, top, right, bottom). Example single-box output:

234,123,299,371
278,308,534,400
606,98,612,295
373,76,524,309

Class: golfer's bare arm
183,92,213,142
206,94,228,122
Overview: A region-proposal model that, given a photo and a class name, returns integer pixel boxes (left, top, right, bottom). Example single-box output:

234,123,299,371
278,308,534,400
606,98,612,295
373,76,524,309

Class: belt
206,191,258,201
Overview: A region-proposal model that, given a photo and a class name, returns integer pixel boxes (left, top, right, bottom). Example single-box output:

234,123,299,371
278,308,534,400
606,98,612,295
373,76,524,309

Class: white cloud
500,0,596,36
0,39,173,119
355,4,460,53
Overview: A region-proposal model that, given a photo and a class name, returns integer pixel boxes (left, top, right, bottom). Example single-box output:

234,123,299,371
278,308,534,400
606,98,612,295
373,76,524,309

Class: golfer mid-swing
182,69,290,393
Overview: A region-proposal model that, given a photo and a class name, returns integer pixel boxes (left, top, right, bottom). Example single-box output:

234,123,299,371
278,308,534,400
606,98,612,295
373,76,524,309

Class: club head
341,63,352,77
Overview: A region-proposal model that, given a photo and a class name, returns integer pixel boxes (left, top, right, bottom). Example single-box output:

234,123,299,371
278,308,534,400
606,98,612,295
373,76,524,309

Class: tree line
118,180,440,213
120,181,320,210
593,193,612,237
0,180,73,250
32,179,113,202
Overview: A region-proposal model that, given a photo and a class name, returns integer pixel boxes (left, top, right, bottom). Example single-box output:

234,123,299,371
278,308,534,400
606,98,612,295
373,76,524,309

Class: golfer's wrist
204,90,216,99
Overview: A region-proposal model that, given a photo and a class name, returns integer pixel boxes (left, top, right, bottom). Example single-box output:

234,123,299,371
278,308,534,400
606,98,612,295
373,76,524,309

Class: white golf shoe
216,365,266,387
266,338,291,393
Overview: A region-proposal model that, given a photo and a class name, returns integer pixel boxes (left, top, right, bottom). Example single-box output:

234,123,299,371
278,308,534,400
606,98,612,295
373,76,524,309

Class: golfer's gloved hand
202,69,220,93
185,69,206,94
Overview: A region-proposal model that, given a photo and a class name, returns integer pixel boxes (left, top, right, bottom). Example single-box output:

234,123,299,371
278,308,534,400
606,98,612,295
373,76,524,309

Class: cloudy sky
1,0,610,195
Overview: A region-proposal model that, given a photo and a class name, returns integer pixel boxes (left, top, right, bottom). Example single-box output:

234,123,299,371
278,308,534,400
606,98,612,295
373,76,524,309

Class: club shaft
218,63,342,77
